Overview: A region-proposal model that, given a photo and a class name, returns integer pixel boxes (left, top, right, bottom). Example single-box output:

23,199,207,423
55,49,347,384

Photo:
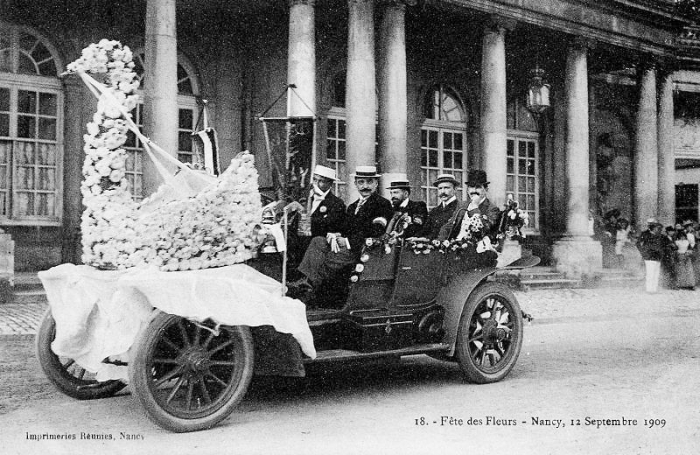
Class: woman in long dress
616,219,644,275
674,231,696,290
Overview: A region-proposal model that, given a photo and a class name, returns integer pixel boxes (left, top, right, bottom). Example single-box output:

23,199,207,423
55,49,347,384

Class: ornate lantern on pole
526,66,551,116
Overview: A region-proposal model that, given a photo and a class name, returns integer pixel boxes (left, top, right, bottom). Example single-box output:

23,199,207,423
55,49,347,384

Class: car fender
436,267,497,356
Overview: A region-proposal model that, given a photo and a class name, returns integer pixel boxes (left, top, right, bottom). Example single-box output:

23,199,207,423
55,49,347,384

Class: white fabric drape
39,264,316,381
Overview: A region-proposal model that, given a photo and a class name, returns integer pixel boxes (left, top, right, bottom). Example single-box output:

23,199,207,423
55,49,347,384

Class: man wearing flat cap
386,177,428,239
291,165,393,296
437,169,501,241
423,173,460,239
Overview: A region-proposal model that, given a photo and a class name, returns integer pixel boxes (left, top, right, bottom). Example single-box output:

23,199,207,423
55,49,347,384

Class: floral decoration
404,213,497,256
67,39,140,269
70,40,264,271
499,193,529,241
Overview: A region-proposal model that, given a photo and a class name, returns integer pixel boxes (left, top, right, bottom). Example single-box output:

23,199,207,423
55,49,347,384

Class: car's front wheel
128,312,254,432
35,309,126,399
455,282,523,383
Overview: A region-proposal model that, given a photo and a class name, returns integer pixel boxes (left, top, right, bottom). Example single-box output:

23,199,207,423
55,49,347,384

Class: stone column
288,0,316,117
215,45,244,168
551,86,568,235
346,0,377,201
657,69,675,226
553,38,602,277
634,60,659,229
61,77,88,263
378,0,407,197
143,0,178,196
480,17,510,208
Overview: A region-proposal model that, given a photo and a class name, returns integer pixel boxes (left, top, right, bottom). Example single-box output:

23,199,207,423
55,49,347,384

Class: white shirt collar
442,196,456,207
400,198,409,209
312,184,331,199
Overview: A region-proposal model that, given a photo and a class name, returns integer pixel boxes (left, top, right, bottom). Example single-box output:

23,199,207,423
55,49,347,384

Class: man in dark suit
438,169,502,241
385,177,428,238
636,219,665,293
291,165,393,293
304,165,346,238
424,173,460,239
288,165,345,266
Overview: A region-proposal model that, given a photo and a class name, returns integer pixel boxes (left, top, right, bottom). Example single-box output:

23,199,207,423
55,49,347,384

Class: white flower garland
67,40,140,269
69,40,263,271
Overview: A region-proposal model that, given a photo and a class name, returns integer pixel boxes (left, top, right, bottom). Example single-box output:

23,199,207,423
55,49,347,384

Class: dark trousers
298,236,356,286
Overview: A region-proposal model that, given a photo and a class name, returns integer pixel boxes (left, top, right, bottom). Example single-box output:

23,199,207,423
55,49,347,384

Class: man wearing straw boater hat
386,177,428,239
303,165,346,238
290,164,347,265
290,165,393,298
423,173,460,239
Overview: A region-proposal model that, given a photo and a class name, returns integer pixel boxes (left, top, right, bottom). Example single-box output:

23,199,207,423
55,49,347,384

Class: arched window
0,24,63,224
421,85,467,207
423,84,465,122
124,51,200,199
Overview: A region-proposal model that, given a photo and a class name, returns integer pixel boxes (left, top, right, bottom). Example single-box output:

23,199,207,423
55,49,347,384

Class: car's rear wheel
35,309,126,400
455,282,523,383
129,312,254,432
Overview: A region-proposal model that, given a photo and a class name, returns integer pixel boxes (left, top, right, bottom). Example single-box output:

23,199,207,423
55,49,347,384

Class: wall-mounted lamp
526,66,551,115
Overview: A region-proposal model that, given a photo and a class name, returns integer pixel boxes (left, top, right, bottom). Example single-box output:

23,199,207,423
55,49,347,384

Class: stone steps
1,272,47,305
496,266,644,291
520,278,583,290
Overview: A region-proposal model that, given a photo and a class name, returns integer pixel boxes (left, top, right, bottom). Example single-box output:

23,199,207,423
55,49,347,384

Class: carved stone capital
484,14,516,35
569,36,596,51
636,55,660,73
289,0,315,7
380,0,417,9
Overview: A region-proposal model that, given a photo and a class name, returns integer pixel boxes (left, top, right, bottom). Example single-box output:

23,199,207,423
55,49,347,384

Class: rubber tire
128,312,254,433
35,309,126,400
455,282,523,384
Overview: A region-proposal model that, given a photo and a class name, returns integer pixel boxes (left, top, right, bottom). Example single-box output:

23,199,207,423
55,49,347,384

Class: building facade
1,0,699,276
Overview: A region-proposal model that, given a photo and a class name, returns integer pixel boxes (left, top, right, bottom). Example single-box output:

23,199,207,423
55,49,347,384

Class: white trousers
644,260,660,293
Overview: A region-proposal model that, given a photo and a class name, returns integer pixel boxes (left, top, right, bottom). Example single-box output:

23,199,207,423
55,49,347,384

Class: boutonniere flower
319,206,327,213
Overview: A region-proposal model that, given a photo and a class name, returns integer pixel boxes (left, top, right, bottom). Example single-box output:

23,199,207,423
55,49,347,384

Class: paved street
0,286,699,455
0,303,46,335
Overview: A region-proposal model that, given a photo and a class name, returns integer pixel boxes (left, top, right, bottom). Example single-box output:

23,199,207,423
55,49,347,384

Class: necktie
355,198,366,215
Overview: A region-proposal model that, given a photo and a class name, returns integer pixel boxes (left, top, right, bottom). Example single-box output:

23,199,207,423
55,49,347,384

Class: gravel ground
514,287,699,322
0,286,698,336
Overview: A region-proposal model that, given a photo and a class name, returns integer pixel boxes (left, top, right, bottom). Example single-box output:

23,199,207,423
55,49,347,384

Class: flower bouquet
499,193,529,242
438,213,497,255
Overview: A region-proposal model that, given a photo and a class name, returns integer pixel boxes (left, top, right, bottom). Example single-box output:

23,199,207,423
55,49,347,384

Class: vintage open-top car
36,212,537,433
36,38,537,433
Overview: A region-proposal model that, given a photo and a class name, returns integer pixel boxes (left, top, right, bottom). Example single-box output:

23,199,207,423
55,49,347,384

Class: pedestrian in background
614,218,631,268
674,230,696,290
636,219,665,293
601,208,620,268
661,226,678,288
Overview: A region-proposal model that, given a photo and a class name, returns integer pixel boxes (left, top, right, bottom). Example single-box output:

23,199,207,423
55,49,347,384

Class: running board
306,343,451,363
